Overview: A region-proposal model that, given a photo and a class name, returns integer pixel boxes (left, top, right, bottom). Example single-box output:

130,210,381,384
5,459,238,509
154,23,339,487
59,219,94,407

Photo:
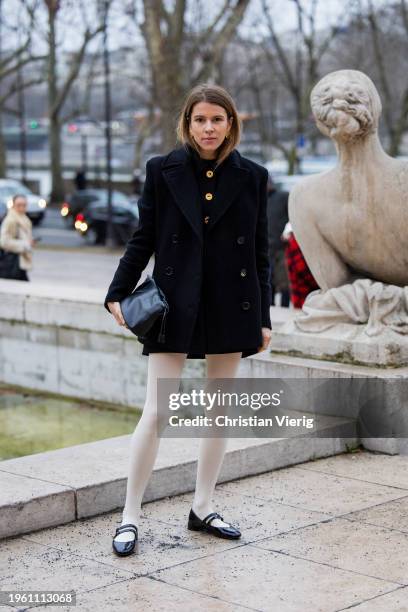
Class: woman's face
189,102,233,158
13,196,27,215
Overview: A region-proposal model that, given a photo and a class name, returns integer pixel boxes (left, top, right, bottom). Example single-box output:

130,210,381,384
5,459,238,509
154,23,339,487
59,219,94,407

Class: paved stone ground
3,247,407,610
1,449,408,611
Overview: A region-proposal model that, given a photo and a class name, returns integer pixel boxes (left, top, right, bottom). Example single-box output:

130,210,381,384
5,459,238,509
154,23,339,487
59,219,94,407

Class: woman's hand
107,301,128,328
258,327,272,352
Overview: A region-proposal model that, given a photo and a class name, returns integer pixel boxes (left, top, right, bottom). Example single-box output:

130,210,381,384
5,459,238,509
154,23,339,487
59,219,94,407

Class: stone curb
0,416,356,540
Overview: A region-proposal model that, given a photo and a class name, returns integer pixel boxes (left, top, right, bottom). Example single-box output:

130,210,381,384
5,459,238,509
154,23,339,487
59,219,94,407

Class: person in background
132,169,143,197
0,194,34,281
282,222,319,308
74,169,87,191
266,175,290,307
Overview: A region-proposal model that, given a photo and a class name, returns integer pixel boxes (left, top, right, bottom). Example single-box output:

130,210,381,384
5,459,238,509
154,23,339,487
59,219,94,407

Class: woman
105,84,272,556
0,194,34,281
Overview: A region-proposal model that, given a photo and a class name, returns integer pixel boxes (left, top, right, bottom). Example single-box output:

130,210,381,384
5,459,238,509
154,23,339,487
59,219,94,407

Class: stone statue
288,69,408,338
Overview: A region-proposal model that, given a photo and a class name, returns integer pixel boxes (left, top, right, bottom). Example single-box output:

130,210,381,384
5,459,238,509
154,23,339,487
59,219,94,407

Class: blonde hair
176,83,242,168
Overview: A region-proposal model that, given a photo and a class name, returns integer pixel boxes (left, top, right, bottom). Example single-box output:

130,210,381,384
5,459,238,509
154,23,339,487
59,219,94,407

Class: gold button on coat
206,170,214,178
205,193,213,201
204,216,210,224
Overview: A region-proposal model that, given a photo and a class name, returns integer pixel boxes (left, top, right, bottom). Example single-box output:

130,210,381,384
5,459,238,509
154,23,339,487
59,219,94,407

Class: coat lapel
161,146,250,241
162,147,203,242
206,151,250,230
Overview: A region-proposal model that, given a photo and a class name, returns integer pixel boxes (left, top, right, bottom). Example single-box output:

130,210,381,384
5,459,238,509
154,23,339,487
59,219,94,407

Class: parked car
0,179,47,225
60,189,130,226
74,198,139,245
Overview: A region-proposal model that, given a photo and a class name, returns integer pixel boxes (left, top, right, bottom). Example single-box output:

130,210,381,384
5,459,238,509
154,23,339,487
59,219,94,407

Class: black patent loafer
112,523,138,556
188,509,241,539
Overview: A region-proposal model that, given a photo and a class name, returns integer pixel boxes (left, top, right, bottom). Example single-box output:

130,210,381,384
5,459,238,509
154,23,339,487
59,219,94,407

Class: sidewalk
1,449,408,611
29,247,129,289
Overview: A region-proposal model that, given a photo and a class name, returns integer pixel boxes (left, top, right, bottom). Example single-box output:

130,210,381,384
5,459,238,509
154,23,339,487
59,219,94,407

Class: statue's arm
288,188,353,290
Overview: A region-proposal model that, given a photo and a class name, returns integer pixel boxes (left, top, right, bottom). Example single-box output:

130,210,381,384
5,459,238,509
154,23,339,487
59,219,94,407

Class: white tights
114,351,242,542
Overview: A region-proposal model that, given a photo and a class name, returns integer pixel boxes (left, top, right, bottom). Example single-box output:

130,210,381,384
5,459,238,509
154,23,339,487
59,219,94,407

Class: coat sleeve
0,218,29,254
103,158,156,312
256,168,272,329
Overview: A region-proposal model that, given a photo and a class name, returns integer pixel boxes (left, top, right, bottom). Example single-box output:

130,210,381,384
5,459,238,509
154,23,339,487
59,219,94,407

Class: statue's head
310,70,382,142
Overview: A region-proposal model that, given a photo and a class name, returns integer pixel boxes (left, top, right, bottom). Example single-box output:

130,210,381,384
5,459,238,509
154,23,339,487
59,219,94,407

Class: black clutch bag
120,275,169,343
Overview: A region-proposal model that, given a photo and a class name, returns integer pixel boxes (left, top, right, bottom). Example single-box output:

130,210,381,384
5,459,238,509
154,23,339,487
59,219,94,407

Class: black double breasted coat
104,144,272,359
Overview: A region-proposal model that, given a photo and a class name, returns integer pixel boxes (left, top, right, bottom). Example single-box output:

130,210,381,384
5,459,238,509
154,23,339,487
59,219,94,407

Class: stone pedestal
240,310,408,455
273,319,408,368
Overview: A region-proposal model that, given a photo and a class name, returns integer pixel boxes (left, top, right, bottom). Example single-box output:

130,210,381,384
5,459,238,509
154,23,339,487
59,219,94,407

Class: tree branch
60,50,99,124
400,0,408,34
51,24,104,119
262,0,299,99
193,0,250,83
0,39,31,72
0,76,44,107
171,0,186,45
367,0,393,135
0,53,47,81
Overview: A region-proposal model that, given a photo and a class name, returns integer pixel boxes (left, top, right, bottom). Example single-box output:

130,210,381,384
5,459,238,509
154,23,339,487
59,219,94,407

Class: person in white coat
0,194,34,280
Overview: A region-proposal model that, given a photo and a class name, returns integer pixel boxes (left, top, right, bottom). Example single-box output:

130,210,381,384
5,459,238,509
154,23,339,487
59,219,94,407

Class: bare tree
133,104,158,169
259,0,350,173
43,0,105,202
366,0,408,156
0,0,46,177
126,0,251,151
244,43,284,162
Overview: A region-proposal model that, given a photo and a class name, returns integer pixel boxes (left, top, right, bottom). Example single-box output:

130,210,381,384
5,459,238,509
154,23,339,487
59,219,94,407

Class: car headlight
38,198,47,209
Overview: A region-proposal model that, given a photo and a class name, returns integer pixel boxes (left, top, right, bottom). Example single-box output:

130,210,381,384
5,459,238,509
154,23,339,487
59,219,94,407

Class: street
32,206,93,249
29,247,124,289
29,207,153,289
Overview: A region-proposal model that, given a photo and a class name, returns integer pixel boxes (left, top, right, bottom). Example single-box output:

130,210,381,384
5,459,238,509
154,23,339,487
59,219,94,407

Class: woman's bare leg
191,352,242,528
114,352,186,542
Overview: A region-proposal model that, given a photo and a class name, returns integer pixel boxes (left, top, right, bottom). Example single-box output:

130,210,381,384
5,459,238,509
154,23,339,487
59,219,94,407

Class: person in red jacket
282,223,319,308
